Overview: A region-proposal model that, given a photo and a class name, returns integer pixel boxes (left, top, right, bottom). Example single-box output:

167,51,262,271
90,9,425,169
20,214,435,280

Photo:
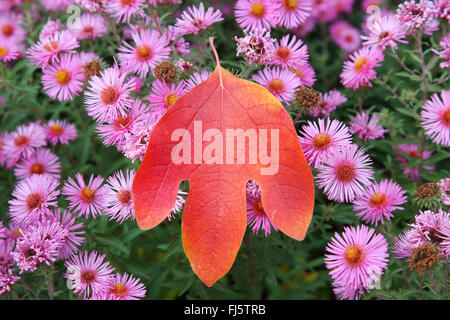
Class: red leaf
132,39,315,287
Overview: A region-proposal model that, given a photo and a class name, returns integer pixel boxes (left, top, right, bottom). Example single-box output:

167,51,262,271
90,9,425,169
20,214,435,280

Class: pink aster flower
84,64,135,123
42,53,84,102
14,148,61,181
45,120,77,145
46,208,85,260
174,3,224,36
96,99,148,148
26,30,80,67
269,34,309,68
289,62,316,87
64,250,115,298
120,113,160,162
39,18,63,41
235,28,276,66
167,191,187,221
292,19,315,37
253,67,301,105
316,144,375,203
40,0,72,12
8,174,60,227
362,14,407,51
435,0,450,22
396,0,438,34
329,20,361,53
350,111,387,141
325,225,389,300
275,0,312,29
175,58,193,73
353,179,407,226
437,178,450,206
0,131,11,167
5,223,22,241
1,123,46,168
392,229,416,258
394,144,434,181
234,0,279,32
75,0,108,13
433,34,450,69
333,0,355,13
12,220,67,272
104,0,145,24
310,90,347,117
148,80,188,116
118,29,170,79
299,118,353,168
184,70,212,91
104,169,135,223
310,0,339,23
0,239,15,271
419,210,449,251
164,26,191,57
0,12,26,44
420,90,450,147
0,39,19,62
103,273,146,300
0,268,20,295
340,47,384,90
246,181,278,236
362,0,382,10
70,13,108,40
62,173,107,219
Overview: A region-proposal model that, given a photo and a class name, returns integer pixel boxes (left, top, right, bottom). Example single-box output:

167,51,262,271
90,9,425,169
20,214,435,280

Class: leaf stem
41,265,54,300
19,278,40,300
389,48,421,80
146,0,163,35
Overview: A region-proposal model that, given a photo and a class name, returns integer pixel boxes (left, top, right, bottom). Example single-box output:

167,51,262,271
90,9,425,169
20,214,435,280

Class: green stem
41,266,54,300
19,278,40,300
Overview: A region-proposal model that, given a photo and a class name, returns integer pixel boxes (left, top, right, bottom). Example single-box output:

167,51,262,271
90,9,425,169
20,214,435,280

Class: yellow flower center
267,79,285,94
0,47,8,57
26,193,43,210
283,0,298,10
117,190,131,205
114,115,132,130
30,163,44,175
312,133,332,151
290,67,303,78
354,57,369,72
135,45,153,61
101,86,119,105
43,41,59,52
275,46,292,62
80,187,95,203
441,108,450,127
49,124,64,136
120,0,135,5
252,198,266,217
55,69,71,85
110,283,129,297
250,3,266,18
14,135,29,147
335,162,356,182
165,93,179,108
344,245,365,267
1,24,13,36
369,192,388,208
